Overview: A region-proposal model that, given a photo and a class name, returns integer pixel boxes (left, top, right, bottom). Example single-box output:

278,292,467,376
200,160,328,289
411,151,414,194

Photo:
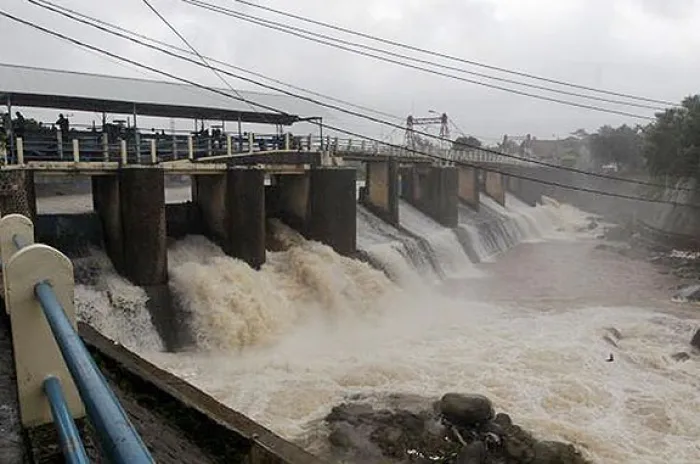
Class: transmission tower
404,112,450,153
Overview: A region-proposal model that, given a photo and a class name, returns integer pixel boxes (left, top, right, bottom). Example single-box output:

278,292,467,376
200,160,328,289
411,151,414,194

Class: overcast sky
2,0,700,143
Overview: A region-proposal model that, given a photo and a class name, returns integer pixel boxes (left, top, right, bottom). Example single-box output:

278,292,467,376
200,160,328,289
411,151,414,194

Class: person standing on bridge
56,113,70,136
13,112,26,140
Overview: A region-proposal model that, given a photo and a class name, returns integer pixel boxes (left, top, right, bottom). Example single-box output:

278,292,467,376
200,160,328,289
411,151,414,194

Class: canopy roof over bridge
0,63,320,126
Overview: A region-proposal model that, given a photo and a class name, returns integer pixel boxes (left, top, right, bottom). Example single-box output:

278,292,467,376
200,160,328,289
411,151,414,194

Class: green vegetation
585,95,700,180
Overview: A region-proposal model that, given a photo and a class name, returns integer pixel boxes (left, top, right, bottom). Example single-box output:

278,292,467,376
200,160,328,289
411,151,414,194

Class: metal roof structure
0,63,322,125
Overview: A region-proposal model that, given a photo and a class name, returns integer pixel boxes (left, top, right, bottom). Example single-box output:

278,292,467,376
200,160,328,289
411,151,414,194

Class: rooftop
0,63,321,125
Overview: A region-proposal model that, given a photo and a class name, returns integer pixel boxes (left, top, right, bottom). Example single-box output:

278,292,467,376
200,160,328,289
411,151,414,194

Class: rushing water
38,189,700,464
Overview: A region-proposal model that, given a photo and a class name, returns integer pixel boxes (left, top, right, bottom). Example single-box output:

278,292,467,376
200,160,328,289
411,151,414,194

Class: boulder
439,393,494,427
455,441,487,464
671,352,690,362
533,440,586,464
691,328,700,350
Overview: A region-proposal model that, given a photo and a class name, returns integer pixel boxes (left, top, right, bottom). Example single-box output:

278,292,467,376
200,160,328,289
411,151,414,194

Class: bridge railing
2,133,535,167
0,213,153,463
2,131,316,166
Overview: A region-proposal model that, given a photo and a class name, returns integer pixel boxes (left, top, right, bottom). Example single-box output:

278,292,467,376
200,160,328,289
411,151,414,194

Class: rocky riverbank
594,220,700,350
324,393,590,464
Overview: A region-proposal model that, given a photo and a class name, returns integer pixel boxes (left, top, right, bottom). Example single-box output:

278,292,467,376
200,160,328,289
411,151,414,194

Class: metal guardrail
0,214,153,463
1,133,533,167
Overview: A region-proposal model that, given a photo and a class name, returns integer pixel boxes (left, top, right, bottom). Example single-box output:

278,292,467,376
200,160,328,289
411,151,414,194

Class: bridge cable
2,7,698,207
141,0,279,127
185,0,664,112
24,0,695,191
21,1,696,192
231,0,676,107
182,0,656,120
30,0,403,122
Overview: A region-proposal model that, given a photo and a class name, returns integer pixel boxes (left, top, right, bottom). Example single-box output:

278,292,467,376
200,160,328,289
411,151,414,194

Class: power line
184,0,655,120
232,0,677,107
24,1,693,192
183,0,663,112
0,9,290,117
31,0,402,122
141,0,278,126
0,8,695,207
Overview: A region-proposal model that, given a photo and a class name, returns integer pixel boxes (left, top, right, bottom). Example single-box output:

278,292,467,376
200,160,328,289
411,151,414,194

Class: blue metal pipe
43,376,90,464
35,281,153,464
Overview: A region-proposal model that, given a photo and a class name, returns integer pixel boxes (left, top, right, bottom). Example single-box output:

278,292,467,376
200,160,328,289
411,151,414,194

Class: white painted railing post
187,135,194,161
0,214,34,314
285,133,291,151
120,139,127,165
102,133,109,161
248,133,254,153
57,131,63,160
5,243,84,426
227,134,232,156
72,139,79,163
16,137,24,165
150,139,157,164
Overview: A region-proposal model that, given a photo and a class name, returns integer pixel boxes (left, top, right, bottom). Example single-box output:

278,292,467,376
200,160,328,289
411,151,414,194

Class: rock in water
691,328,700,350
671,352,690,362
455,441,486,464
533,440,586,464
439,393,494,427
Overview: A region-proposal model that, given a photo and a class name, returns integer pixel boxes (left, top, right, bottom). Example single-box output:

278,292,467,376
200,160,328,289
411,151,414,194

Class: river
39,187,700,464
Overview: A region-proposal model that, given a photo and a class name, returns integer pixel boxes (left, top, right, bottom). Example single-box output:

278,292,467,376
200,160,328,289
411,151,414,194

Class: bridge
0,63,550,462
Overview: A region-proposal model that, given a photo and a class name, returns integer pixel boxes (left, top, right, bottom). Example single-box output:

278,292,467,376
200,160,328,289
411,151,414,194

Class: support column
458,165,479,210
225,169,266,269
506,167,542,206
483,170,505,206
272,174,310,232
192,174,227,242
308,168,357,255
401,166,458,228
119,168,167,285
361,159,399,225
91,175,123,273
0,170,36,220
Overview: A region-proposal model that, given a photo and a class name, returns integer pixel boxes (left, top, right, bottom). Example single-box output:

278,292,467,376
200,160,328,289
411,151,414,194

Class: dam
0,65,698,464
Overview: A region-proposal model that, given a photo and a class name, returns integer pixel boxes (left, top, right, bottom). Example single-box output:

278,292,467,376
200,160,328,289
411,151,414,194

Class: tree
589,124,644,171
644,95,700,180
452,135,482,150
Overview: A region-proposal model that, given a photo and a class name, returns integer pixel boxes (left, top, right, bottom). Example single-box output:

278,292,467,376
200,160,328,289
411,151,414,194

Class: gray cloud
2,0,700,143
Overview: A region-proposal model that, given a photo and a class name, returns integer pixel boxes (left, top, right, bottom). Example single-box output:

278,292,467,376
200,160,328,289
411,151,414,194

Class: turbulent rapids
67,190,700,464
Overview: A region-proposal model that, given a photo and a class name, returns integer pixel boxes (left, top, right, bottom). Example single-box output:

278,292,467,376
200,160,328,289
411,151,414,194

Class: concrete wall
401,166,458,228
362,160,399,225
457,166,479,210
0,170,36,220
483,170,505,206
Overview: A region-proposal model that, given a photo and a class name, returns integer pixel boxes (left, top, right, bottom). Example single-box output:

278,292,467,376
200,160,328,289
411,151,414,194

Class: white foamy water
60,186,699,464
167,222,396,351
145,297,700,464
356,205,439,286
398,200,481,279
73,250,164,352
